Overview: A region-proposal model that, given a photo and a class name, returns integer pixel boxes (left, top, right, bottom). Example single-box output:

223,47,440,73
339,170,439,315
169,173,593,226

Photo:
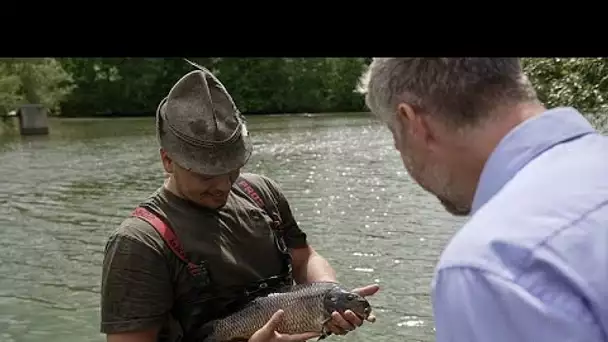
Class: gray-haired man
100,65,379,342
358,58,608,342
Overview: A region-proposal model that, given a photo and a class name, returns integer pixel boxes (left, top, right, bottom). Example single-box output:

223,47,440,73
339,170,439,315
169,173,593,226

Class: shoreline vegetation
0,58,607,128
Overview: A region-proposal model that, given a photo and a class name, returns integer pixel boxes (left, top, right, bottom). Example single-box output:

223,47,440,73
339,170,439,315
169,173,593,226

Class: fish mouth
355,307,376,323
359,306,376,323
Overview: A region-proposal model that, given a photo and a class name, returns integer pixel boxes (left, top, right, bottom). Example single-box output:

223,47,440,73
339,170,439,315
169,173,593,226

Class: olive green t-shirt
100,172,307,340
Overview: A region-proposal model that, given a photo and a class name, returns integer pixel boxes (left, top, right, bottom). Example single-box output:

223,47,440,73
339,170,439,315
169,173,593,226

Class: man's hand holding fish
284,242,380,338
322,284,379,336
248,284,380,342
249,310,322,342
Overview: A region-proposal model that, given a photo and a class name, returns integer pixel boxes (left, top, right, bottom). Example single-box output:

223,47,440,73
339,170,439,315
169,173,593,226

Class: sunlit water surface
0,113,468,342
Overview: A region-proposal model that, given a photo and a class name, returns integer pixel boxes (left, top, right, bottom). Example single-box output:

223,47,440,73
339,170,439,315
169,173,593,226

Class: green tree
0,58,73,116
1,57,604,127
523,57,608,128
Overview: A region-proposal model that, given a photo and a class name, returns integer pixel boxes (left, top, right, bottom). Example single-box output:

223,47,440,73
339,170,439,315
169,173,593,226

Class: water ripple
0,114,462,342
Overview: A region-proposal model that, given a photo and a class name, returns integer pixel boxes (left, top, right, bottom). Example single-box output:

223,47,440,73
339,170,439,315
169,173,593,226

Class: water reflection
0,113,466,342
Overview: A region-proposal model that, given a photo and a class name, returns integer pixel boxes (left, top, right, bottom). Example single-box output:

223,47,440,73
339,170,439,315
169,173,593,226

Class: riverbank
0,112,377,141
7,58,608,121
57,110,370,118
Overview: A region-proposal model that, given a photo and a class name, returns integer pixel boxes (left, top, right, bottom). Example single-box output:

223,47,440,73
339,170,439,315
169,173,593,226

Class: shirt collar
471,107,597,214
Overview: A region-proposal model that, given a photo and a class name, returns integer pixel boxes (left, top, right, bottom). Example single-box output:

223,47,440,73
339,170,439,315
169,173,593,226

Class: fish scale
201,282,372,342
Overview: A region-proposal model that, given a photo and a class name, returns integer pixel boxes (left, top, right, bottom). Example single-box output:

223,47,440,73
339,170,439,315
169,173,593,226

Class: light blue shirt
432,107,608,342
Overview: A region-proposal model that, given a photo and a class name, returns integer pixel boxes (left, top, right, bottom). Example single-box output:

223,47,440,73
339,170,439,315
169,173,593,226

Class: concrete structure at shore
17,104,49,135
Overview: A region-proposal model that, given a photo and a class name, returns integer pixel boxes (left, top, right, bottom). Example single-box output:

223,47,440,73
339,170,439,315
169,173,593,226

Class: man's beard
403,153,471,217
438,195,471,216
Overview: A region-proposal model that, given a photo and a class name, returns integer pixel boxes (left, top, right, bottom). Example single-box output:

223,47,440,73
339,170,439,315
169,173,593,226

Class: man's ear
396,103,435,147
396,103,414,134
160,148,173,174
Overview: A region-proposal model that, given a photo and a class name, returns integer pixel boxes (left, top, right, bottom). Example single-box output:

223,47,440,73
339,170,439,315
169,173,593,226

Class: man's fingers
262,309,285,332
326,323,347,335
324,319,347,335
280,331,321,342
343,310,363,327
260,311,320,341
352,284,380,297
330,311,355,333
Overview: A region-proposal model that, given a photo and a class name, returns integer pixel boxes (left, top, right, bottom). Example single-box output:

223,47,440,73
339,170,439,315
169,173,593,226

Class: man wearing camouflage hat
100,63,379,342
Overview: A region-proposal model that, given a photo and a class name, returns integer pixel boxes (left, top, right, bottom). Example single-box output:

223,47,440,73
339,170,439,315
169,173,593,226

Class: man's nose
212,175,232,192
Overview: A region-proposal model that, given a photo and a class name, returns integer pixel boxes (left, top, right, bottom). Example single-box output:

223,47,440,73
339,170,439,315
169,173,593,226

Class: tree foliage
0,58,73,115
522,57,608,128
52,57,367,116
0,57,606,130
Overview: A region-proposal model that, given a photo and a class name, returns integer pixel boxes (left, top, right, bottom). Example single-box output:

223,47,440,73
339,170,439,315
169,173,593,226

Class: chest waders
131,177,294,342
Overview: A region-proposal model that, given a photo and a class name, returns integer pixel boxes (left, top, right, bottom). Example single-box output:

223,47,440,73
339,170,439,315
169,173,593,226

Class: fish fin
317,320,333,341
317,327,332,341
317,333,332,341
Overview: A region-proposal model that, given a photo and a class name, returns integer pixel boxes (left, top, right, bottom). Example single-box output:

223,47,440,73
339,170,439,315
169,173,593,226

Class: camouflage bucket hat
156,65,252,176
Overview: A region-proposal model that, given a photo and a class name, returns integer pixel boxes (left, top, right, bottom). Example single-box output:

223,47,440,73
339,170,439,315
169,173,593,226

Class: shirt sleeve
100,228,173,334
432,267,602,342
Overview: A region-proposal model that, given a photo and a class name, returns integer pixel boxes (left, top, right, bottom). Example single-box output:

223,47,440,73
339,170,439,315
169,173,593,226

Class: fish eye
347,294,355,300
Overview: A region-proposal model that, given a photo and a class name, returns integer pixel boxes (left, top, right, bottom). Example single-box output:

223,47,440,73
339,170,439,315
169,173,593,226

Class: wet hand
249,309,321,342
324,284,380,336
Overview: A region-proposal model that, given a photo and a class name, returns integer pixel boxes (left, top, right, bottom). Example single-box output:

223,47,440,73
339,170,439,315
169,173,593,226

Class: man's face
161,150,240,209
388,105,472,216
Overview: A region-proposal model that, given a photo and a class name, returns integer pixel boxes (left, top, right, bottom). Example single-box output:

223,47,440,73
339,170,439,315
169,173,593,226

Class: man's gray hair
357,58,540,128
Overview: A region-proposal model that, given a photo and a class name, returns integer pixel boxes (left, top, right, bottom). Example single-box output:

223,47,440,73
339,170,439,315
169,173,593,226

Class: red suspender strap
131,206,202,276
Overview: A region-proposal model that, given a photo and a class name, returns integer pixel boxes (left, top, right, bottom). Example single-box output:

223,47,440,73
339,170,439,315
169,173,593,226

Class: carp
197,281,376,341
